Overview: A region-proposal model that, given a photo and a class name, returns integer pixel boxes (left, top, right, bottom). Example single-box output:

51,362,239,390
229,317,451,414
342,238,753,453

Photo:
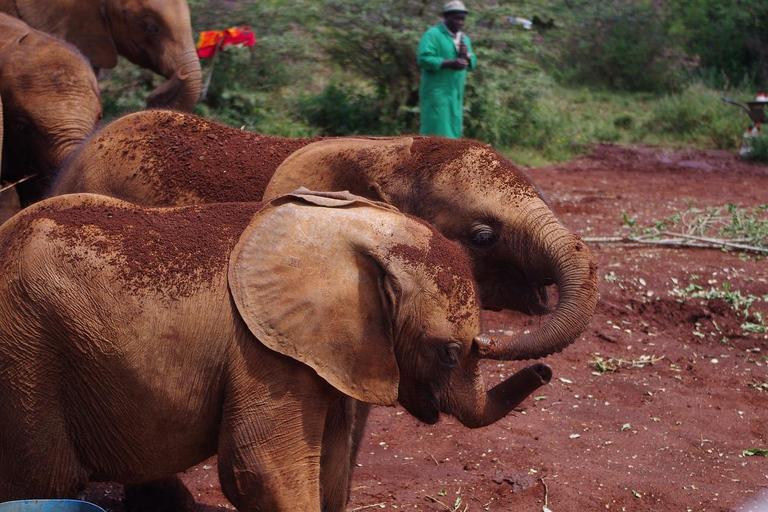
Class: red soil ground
56,143,768,510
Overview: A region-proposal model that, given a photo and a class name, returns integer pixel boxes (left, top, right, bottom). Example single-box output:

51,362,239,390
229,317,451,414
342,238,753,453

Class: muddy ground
69,143,768,510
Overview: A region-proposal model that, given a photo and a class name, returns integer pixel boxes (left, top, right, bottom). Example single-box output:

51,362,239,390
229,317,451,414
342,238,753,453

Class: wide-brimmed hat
443,0,468,15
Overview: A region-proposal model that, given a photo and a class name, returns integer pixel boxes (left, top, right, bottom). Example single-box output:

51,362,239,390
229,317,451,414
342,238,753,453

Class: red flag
196,26,256,59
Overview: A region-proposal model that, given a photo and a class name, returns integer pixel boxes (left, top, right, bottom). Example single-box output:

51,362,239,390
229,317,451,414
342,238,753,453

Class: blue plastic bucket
0,500,106,512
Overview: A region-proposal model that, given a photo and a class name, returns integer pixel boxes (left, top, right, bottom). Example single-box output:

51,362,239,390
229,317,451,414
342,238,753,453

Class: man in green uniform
417,0,477,138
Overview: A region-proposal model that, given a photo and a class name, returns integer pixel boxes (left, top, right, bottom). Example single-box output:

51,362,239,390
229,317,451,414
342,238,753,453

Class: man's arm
418,29,467,71
417,30,445,72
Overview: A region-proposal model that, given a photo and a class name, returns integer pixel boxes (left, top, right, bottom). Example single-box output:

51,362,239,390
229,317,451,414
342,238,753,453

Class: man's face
444,13,466,33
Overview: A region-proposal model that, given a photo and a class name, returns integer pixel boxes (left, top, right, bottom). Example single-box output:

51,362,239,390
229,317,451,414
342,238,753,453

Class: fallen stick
583,235,768,254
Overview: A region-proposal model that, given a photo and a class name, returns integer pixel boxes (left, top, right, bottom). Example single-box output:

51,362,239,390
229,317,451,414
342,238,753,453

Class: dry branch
584,234,768,254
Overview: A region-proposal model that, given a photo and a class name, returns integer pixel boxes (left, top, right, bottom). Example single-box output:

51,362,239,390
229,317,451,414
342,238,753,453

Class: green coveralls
417,23,477,138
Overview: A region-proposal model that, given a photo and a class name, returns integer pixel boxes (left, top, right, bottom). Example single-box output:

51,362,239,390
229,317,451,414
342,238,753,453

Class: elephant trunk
477,206,599,360
146,52,202,112
450,360,552,429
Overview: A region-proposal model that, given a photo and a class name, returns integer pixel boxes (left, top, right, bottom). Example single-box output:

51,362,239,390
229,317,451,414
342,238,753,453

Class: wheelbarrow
721,96,768,124
0,500,105,512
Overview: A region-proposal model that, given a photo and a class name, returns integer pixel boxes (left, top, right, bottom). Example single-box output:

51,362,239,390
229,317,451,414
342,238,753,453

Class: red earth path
77,143,768,512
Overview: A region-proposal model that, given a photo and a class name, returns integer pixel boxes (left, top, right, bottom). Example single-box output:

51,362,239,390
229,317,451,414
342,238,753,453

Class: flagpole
200,37,224,101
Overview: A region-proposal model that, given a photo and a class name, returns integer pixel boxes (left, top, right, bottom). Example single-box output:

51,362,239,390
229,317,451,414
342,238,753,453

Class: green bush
743,133,768,163
668,0,768,88
539,0,688,93
298,83,389,136
642,84,747,149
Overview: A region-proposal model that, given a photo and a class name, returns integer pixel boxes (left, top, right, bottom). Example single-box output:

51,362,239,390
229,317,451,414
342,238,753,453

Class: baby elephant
0,190,551,511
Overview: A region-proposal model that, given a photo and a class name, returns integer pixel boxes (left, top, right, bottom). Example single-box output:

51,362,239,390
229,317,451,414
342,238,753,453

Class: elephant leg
320,396,355,511
348,402,372,491
0,375,88,499
124,476,195,512
219,416,325,512
217,369,330,511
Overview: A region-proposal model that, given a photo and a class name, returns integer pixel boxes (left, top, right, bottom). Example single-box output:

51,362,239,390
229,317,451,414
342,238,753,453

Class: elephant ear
263,137,415,201
15,0,118,69
228,190,405,405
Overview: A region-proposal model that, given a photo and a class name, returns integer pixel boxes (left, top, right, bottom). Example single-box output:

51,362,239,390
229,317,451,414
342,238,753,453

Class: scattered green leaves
743,448,768,457
593,354,665,373
621,203,768,254
672,279,768,335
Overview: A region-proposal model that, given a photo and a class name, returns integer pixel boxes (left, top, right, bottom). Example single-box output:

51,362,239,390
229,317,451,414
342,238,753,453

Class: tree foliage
535,0,688,93
668,0,768,87
302,0,547,145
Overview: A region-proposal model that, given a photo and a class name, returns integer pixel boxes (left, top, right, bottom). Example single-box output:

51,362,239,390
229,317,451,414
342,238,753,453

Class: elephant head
229,190,552,427
0,14,102,206
265,138,599,361
3,0,202,112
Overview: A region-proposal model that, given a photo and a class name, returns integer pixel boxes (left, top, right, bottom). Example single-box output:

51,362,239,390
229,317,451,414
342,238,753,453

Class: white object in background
755,92,768,102
739,124,761,157
508,17,533,30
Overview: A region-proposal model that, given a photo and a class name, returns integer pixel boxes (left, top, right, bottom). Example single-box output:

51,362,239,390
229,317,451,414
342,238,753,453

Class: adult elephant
0,14,102,208
0,0,202,112
53,109,598,360
0,190,551,511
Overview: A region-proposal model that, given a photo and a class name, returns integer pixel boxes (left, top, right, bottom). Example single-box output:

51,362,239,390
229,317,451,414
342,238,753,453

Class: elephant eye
437,343,460,368
469,225,497,248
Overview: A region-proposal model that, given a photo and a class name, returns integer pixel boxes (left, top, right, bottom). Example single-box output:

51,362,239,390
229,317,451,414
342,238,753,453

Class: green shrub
668,0,768,88
743,133,768,163
642,84,747,149
298,83,390,136
539,0,688,93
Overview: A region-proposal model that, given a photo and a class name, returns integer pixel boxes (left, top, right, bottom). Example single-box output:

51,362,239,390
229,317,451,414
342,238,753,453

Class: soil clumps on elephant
408,137,539,199
125,112,322,204
5,199,260,297
388,227,478,326
80,143,768,511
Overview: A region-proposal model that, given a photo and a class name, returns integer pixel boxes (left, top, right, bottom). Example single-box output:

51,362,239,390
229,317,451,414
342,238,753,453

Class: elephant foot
124,476,196,512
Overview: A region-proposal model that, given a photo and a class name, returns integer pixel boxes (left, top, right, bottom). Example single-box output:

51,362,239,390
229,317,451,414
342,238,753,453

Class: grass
97,56,756,168
502,83,751,167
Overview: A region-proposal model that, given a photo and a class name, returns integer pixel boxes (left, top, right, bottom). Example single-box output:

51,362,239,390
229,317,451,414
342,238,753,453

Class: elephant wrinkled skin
0,0,202,111
0,191,551,511
0,14,102,207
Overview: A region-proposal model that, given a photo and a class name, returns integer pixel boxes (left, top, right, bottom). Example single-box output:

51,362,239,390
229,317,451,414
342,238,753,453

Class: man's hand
458,43,469,58
442,58,469,70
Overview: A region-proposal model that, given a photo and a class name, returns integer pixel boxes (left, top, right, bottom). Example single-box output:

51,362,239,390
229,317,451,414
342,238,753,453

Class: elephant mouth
481,281,552,316
398,385,441,425
526,285,552,316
